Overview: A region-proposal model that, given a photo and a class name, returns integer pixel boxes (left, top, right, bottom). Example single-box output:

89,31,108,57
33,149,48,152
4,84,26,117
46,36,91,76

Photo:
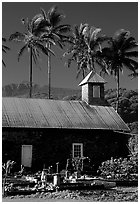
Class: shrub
98,156,138,181
98,134,138,181
2,160,15,196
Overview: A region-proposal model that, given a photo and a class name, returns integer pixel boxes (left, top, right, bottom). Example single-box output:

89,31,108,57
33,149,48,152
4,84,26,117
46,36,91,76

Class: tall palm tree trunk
29,47,33,98
116,70,120,113
47,43,51,99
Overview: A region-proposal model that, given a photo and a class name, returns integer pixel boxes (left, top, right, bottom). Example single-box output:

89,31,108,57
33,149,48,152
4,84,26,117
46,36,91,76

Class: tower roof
79,71,107,86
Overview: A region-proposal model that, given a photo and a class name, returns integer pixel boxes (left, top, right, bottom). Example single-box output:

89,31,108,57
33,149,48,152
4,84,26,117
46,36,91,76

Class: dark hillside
2,83,80,100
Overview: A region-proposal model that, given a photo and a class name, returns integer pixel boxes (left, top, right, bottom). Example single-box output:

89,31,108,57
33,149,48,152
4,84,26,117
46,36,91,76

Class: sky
2,1,138,90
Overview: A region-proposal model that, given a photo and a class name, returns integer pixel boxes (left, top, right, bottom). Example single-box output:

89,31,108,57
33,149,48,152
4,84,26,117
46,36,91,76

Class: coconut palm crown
100,29,138,112
32,6,71,45
31,6,71,99
64,23,108,79
9,18,54,98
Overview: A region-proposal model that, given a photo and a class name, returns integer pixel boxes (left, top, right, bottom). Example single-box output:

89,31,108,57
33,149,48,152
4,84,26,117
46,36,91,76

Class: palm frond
58,34,71,40
18,44,28,61
107,60,119,77
122,61,136,73
2,60,6,67
101,47,113,59
96,57,110,76
2,37,10,67
36,42,55,56
125,51,138,58
32,48,38,64
31,13,43,26
61,35,74,44
27,19,33,33
33,19,51,36
79,23,89,35
2,45,10,53
48,6,65,27
74,25,80,38
64,23,108,77
113,29,130,42
122,37,137,51
9,32,25,42
41,33,56,45
40,8,47,20
3,44,10,50
90,27,101,41
50,32,61,41
66,58,73,68
126,58,138,69
76,63,88,79
54,24,71,33
122,58,138,73
32,48,42,70
47,38,56,46
21,18,31,33
76,66,83,79
113,29,130,52
2,37,6,42
2,48,6,53
128,72,138,79
55,40,64,49
63,45,75,57
96,35,111,43
47,6,58,18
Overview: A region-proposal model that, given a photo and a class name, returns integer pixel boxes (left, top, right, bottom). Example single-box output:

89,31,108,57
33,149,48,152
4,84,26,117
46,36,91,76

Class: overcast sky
2,1,138,90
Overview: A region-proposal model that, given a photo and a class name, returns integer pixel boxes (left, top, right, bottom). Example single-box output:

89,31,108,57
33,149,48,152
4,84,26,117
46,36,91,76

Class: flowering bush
98,156,138,181
98,133,138,181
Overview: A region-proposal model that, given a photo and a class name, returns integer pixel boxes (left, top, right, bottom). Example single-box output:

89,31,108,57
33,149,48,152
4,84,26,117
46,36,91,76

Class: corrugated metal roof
2,97,130,132
79,71,107,86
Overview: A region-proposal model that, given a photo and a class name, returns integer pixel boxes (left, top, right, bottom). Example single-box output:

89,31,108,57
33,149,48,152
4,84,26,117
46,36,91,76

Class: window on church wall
93,86,100,98
72,143,83,158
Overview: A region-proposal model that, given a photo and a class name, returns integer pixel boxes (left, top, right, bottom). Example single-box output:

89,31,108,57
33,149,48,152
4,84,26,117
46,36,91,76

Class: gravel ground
2,187,138,202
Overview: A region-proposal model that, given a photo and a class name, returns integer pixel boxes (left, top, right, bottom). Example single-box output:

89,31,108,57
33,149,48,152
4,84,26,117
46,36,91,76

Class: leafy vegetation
2,160,15,196
32,6,71,98
9,18,54,98
3,5,138,104
98,156,138,181
105,88,138,123
100,29,138,112
64,23,108,79
98,132,138,181
98,122,138,181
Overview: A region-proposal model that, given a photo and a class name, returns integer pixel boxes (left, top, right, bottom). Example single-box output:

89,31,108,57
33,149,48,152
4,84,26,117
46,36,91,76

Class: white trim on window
72,143,83,158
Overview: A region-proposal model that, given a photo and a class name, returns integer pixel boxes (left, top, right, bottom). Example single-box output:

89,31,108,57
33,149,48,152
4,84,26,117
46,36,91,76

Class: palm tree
9,18,54,98
2,37,10,67
32,6,71,99
64,23,88,79
101,29,138,113
64,23,108,79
